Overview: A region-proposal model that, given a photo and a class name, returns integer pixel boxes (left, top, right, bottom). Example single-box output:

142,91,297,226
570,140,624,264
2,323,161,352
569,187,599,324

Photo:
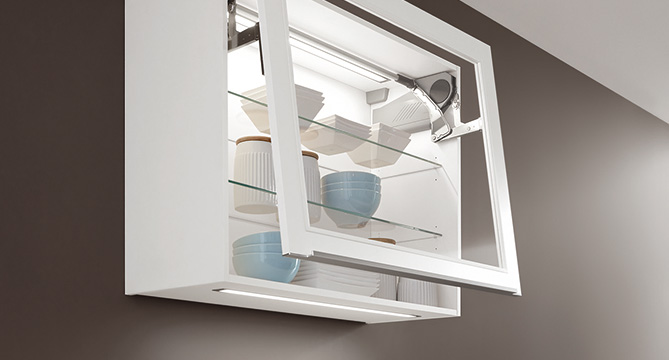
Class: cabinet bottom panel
140,276,459,324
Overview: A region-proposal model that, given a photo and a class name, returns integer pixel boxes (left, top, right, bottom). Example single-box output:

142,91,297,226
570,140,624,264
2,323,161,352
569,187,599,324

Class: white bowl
346,125,412,168
240,86,324,134
301,115,371,155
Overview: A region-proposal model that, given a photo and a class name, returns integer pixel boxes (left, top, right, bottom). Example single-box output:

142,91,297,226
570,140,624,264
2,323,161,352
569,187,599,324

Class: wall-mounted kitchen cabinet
126,0,520,323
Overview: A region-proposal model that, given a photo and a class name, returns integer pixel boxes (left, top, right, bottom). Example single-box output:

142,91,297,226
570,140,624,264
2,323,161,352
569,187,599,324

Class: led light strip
288,37,388,82
217,289,418,318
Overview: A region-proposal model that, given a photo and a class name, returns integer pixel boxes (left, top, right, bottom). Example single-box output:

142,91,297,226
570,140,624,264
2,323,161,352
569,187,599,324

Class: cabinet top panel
237,0,459,89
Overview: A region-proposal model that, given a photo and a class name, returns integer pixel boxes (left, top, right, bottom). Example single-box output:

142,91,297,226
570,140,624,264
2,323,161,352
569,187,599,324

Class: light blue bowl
232,252,300,283
322,188,381,228
233,243,283,256
233,231,281,248
322,181,381,192
321,171,380,185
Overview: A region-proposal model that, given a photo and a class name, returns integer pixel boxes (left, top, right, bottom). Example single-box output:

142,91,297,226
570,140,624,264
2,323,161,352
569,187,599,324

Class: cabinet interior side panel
125,0,228,293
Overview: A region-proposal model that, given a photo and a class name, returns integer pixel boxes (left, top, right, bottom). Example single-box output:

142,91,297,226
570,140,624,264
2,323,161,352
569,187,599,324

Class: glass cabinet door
230,0,520,295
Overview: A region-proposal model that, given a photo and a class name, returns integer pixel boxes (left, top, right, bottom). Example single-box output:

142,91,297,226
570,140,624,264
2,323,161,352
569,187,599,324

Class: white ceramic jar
373,273,398,300
397,277,438,306
234,136,276,214
234,136,321,222
302,150,321,223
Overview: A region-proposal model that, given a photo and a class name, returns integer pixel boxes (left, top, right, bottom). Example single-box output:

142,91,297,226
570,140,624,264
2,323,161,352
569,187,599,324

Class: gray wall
2,0,668,359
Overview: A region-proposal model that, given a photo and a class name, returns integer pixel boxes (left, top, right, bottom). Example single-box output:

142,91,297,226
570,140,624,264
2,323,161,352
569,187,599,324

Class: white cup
234,136,276,214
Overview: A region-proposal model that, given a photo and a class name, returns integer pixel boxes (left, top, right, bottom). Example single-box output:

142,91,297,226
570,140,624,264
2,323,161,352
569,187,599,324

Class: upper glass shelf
228,90,442,175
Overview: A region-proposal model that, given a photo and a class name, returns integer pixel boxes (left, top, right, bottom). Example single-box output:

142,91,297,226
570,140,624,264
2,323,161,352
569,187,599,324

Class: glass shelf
228,90,442,175
229,179,442,242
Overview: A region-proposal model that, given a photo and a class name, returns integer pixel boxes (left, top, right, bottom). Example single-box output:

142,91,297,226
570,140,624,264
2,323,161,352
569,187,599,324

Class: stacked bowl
301,114,371,155
240,84,324,134
321,171,381,228
347,122,412,168
232,231,300,283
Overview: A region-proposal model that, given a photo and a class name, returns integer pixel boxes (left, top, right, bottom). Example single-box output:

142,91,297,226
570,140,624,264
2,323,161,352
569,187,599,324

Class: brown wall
2,1,668,359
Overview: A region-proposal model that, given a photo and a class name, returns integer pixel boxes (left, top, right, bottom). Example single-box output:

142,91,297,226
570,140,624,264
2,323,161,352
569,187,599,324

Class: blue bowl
321,171,380,185
233,243,283,256
233,231,281,248
232,252,300,283
322,188,381,228
322,181,381,192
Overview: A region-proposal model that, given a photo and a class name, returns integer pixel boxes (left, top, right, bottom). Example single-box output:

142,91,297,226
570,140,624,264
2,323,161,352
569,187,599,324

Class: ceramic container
397,277,438,306
374,274,398,300
234,138,321,221
234,136,276,214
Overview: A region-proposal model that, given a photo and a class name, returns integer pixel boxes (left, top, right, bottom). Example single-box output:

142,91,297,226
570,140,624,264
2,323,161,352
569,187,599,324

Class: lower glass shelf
229,179,441,243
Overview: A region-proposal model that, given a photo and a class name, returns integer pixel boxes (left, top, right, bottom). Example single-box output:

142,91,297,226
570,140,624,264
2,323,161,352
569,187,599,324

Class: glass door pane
248,0,520,294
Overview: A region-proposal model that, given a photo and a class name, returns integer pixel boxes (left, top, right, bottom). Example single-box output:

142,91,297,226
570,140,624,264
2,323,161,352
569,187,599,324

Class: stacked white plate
292,261,380,296
347,122,412,168
240,84,324,133
301,115,372,155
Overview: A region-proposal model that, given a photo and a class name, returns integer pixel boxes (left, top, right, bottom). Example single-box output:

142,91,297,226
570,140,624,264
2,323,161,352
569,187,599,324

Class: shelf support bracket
228,0,261,53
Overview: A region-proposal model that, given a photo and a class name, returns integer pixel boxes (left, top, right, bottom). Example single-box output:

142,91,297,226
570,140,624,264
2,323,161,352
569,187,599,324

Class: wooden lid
236,135,271,145
302,150,319,160
236,137,318,160
369,237,396,245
